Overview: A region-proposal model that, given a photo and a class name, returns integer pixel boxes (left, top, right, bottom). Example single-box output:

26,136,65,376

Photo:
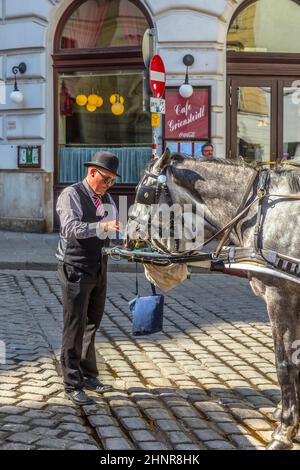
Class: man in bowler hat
56,151,122,405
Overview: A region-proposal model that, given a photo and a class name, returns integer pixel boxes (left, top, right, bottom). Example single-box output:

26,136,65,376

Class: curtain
59,146,152,183
62,0,110,49
119,0,145,46
60,80,76,116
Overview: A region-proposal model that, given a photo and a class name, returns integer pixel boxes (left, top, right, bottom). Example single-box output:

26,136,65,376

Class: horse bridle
133,167,181,252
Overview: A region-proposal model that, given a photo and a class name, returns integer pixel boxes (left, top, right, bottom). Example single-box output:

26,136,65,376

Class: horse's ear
158,148,172,169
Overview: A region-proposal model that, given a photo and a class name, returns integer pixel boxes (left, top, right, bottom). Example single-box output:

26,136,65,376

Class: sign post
149,55,166,159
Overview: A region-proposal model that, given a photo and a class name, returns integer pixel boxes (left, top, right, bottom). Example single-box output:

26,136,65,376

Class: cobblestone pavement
1,270,300,451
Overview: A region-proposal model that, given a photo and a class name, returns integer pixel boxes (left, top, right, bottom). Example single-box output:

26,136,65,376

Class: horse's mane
147,153,300,194
172,155,300,194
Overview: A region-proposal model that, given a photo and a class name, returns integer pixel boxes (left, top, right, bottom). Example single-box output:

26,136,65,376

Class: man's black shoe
65,389,94,406
84,377,113,393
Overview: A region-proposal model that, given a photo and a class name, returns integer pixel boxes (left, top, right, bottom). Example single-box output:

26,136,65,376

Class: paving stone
138,441,168,450
144,408,173,420
0,430,9,440
120,417,148,430
35,438,75,450
205,440,236,450
59,423,87,433
167,431,193,444
23,410,54,419
68,443,99,450
32,427,61,437
0,384,18,391
59,414,84,424
7,431,41,445
96,426,125,439
193,429,224,442
20,394,44,401
104,438,134,450
0,398,18,405
243,418,272,431
156,420,181,432
0,443,35,450
63,432,98,443
229,433,263,448
2,415,31,424
0,407,24,415
2,423,30,432
181,417,210,429
176,443,204,450
17,401,46,410
130,430,157,442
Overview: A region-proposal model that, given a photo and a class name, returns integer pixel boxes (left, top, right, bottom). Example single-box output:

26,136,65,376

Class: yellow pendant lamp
87,94,99,107
110,93,125,115
110,94,124,105
76,94,88,106
86,104,97,112
95,96,103,108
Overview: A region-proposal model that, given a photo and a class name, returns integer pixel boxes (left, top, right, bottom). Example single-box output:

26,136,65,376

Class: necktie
92,194,105,217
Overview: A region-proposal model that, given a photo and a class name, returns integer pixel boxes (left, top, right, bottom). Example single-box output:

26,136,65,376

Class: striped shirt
56,178,118,240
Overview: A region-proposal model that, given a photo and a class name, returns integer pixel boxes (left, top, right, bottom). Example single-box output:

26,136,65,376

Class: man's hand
102,220,123,233
97,220,124,239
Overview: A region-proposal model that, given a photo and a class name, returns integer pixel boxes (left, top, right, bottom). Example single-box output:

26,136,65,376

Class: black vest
57,182,110,274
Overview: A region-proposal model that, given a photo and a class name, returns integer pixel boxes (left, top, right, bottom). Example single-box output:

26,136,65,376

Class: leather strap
135,261,157,296
214,169,259,258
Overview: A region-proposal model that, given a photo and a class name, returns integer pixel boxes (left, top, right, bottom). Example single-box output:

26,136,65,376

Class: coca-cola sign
164,88,210,140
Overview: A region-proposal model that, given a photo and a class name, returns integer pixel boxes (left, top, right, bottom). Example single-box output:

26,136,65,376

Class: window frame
53,0,153,184
227,0,300,58
53,0,153,229
54,0,153,55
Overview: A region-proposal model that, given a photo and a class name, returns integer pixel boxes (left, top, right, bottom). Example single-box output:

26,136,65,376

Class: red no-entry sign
149,55,166,98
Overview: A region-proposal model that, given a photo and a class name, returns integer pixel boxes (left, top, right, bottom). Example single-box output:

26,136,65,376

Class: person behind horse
56,151,122,406
202,143,214,157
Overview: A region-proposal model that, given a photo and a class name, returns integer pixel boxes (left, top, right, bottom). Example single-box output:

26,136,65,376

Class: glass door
278,79,300,161
228,77,300,163
228,78,277,162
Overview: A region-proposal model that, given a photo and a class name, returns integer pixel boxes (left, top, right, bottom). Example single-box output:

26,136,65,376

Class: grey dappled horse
126,150,300,450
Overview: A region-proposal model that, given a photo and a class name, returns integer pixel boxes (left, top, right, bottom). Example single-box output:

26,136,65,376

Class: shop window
227,0,300,53
60,0,149,49
58,70,152,184
55,0,153,186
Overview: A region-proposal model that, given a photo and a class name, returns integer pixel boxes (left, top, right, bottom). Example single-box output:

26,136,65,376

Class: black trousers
58,261,107,392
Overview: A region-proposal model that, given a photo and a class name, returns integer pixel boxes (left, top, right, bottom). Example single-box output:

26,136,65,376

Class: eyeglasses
96,169,116,186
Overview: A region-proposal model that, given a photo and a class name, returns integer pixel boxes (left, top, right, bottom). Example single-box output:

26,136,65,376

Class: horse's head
126,149,205,253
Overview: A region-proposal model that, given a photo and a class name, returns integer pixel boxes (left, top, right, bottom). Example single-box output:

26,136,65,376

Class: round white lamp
10,90,24,104
10,62,26,105
179,54,194,99
179,83,194,99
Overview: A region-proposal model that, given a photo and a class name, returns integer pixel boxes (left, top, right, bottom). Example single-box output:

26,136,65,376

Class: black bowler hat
84,151,120,177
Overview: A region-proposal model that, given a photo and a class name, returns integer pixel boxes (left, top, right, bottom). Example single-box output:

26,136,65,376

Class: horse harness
134,164,300,279
135,168,181,252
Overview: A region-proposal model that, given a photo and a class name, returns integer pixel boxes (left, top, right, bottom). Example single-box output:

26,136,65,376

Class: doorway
226,0,300,163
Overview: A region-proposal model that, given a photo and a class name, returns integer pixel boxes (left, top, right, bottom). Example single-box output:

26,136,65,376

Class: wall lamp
179,54,194,99
10,62,27,104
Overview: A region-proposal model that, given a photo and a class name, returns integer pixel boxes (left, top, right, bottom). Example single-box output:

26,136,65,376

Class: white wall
0,0,244,173
0,0,245,230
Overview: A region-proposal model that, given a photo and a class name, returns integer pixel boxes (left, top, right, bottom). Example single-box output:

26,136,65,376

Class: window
58,70,152,183
227,0,300,53
60,0,149,49
55,0,152,186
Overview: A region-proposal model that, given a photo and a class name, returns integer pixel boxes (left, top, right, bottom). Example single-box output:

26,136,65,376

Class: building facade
0,0,300,232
